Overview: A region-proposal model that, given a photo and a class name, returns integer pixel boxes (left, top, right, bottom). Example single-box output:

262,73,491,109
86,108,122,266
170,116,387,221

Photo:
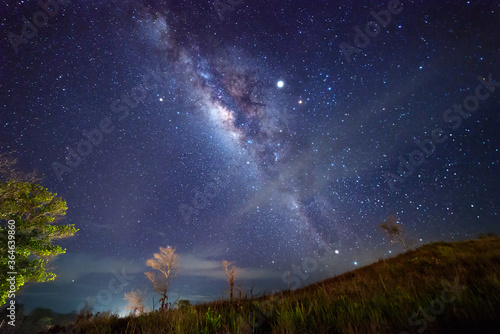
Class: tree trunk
160,295,166,310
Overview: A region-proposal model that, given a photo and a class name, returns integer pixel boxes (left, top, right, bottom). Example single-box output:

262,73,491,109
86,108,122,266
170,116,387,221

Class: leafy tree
145,246,178,310
222,260,237,301
378,214,411,251
0,153,78,306
176,299,191,309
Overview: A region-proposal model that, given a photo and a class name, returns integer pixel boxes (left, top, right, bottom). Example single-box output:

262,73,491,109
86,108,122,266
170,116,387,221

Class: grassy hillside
29,236,500,333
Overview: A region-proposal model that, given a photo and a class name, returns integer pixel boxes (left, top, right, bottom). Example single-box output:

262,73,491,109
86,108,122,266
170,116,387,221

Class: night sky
1,0,499,315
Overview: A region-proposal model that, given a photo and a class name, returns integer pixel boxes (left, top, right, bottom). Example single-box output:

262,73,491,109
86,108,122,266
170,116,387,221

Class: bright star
277,80,284,88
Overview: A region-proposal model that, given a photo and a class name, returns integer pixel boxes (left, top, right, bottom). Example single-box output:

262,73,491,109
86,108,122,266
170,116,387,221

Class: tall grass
38,236,500,334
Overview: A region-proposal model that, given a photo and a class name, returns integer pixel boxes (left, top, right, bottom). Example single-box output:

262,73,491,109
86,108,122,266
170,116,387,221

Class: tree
0,152,35,182
378,214,411,251
222,260,237,301
0,153,78,306
145,246,178,310
176,299,191,309
124,289,145,316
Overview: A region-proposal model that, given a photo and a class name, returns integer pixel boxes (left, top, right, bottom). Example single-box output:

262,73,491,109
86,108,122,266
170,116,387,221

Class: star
2,0,497,316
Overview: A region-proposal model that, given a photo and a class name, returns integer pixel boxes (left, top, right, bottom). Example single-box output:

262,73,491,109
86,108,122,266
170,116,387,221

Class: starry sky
1,0,499,315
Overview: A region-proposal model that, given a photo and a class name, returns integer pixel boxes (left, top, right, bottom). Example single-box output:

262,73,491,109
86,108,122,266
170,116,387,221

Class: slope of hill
26,236,500,333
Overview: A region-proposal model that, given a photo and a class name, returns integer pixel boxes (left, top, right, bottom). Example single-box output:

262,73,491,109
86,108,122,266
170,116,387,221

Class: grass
29,235,500,333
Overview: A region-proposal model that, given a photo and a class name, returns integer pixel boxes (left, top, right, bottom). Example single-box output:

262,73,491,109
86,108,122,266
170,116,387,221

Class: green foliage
38,316,53,326
0,179,78,306
204,307,221,333
177,299,191,309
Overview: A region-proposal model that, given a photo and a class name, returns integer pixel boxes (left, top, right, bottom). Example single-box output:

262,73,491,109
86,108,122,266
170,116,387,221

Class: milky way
1,0,499,313
135,7,336,252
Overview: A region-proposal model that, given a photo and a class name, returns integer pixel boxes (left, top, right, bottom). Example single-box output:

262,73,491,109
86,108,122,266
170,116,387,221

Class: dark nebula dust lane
134,7,332,251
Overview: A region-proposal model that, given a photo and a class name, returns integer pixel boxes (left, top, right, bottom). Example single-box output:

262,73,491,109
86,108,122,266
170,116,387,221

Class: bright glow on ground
116,308,130,318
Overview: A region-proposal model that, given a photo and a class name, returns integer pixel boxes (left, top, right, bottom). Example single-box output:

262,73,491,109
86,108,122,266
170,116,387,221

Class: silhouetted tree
379,214,411,251
145,246,178,310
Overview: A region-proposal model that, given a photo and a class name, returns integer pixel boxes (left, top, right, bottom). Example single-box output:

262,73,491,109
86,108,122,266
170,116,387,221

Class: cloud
52,250,278,286
52,252,144,284
178,252,280,281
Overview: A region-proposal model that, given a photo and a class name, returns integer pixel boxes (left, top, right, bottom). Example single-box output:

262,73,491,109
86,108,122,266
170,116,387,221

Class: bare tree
379,214,412,251
124,289,146,316
145,246,179,310
0,151,37,182
222,260,237,301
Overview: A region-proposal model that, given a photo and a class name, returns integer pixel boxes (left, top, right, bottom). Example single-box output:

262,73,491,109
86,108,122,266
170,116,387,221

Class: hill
17,236,500,333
